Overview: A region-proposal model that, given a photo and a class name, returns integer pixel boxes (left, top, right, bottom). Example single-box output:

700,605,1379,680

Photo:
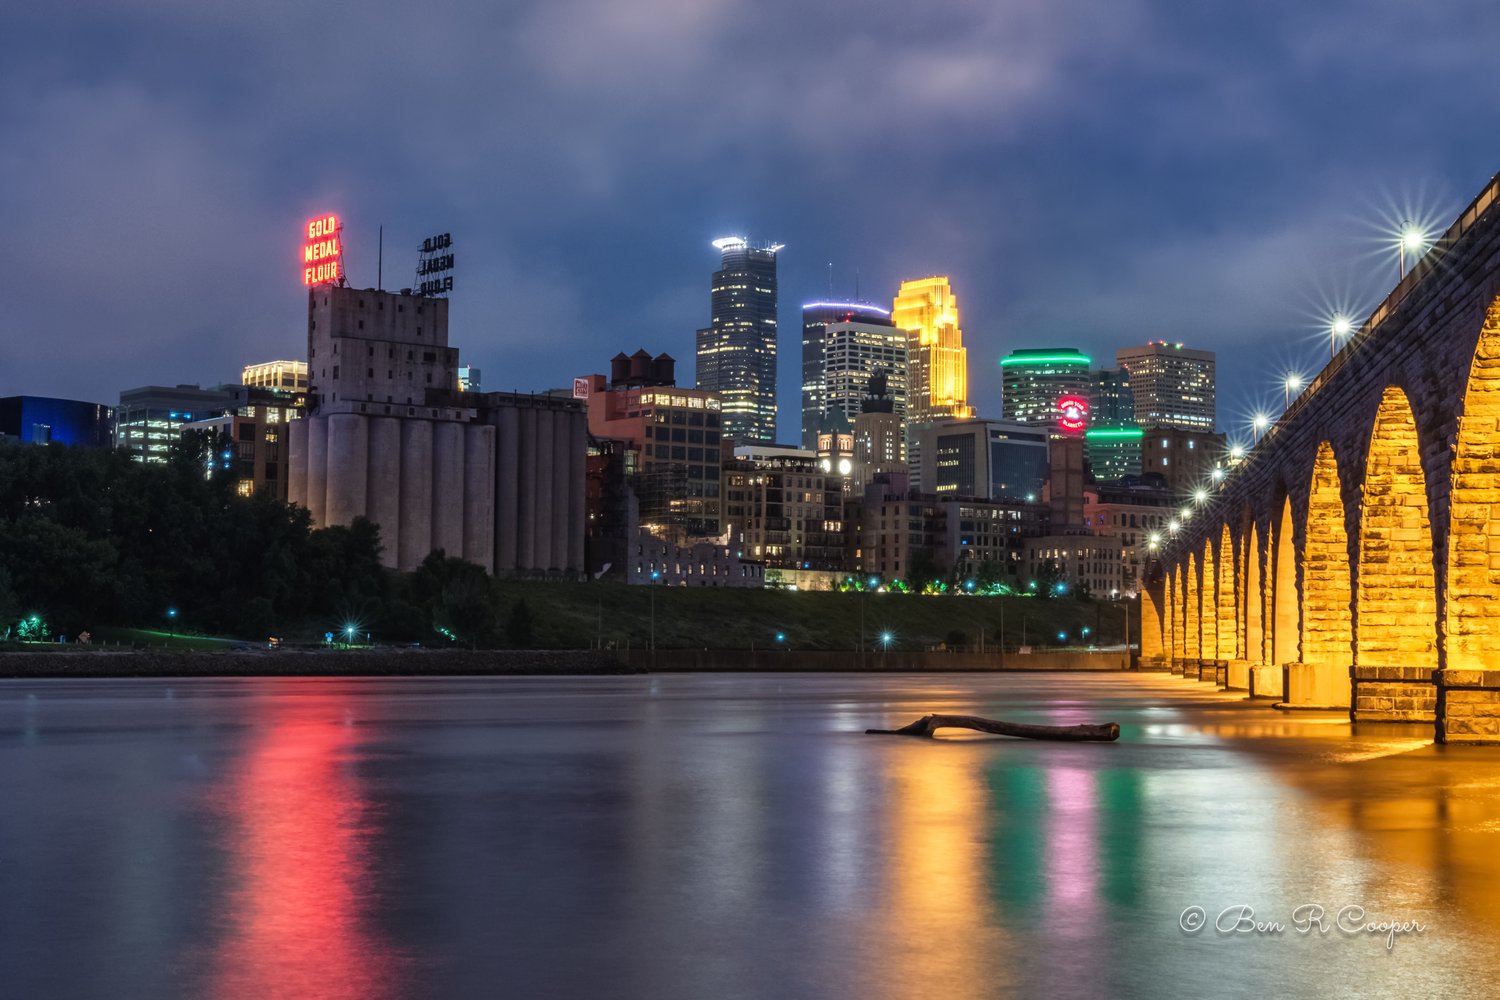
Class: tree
505,597,534,648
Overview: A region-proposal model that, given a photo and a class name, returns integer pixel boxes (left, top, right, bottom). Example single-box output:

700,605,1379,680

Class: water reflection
200,683,402,999
7,673,1500,998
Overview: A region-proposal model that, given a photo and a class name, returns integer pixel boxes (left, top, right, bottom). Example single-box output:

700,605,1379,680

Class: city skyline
5,3,1498,441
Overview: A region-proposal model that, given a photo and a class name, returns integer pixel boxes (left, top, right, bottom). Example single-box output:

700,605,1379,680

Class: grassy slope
492,581,1137,651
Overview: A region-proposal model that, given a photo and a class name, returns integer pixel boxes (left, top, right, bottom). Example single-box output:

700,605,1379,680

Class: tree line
0,436,528,646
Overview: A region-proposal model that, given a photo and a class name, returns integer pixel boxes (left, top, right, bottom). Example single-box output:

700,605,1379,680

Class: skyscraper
800,301,896,449
892,277,973,423
998,348,1094,433
696,236,782,444
1115,342,1216,431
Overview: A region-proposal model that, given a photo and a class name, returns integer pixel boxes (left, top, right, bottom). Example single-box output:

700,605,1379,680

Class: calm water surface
3,672,1500,999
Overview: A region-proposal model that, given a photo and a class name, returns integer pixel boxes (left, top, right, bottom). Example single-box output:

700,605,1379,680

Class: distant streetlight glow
1229,444,1246,460
1211,467,1225,482
1193,488,1208,503
1252,412,1270,442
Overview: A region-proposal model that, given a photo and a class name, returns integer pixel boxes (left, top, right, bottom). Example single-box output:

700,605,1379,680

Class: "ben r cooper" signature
1178,904,1424,950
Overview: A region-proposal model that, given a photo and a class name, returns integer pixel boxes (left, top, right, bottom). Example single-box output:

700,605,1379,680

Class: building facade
723,456,848,575
696,236,781,444
917,417,1050,502
577,353,724,540
0,396,114,447
183,385,305,499
1083,482,1176,594
1116,342,1216,432
1140,425,1228,494
822,318,907,430
116,384,237,463
800,301,894,449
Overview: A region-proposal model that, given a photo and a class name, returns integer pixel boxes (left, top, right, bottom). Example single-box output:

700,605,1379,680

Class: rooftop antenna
828,262,834,298
855,267,861,302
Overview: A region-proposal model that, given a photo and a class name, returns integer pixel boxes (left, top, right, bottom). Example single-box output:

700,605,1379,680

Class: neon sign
1058,395,1089,433
302,214,343,286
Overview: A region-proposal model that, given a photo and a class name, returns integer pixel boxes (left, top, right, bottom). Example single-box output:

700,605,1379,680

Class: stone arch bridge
1139,170,1500,744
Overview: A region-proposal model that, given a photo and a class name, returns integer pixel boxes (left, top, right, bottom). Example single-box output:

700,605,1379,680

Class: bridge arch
1447,297,1500,669
1245,519,1264,664
1302,441,1353,667
1357,385,1438,667
1186,547,1204,661
1216,525,1237,659
1175,562,1190,663
1200,537,1218,660
1271,494,1298,665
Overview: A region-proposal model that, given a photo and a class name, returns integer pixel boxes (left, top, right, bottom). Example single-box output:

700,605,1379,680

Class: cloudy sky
4,0,1498,446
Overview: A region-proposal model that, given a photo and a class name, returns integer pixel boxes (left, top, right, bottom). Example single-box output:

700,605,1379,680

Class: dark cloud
3,0,1498,436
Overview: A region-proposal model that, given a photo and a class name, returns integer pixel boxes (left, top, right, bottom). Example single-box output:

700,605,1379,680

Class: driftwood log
866,714,1120,742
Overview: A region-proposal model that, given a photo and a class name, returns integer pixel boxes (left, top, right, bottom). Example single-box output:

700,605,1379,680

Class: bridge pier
1281,662,1351,710
1435,670,1500,743
1225,659,1252,691
1350,665,1437,724
1248,664,1283,700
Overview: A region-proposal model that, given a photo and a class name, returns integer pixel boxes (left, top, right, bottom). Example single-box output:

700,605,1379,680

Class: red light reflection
204,688,402,999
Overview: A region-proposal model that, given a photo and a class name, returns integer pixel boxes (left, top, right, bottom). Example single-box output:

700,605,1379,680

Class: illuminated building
116,384,237,463
1115,342,1216,432
800,301,899,449
998,348,1093,434
241,360,308,391
892,277,972,423
917,417,1049,503
723,454,847,587
0,396,113,447
577,351,724,540
696,236,782,444
184,385,305,499
814,408,855,480
458,366,481,392
290,283,587,576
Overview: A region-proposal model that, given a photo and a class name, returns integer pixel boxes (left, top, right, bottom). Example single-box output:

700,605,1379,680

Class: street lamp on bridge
1399,221,1430,279
1283,372,1305,410
1251,412,1270,443
1329,313,1354,360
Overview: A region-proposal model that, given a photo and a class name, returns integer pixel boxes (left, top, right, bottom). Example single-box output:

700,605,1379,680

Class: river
2,672,1497,998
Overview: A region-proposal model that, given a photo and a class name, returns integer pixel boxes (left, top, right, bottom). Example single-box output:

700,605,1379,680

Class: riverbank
0,647,1130,677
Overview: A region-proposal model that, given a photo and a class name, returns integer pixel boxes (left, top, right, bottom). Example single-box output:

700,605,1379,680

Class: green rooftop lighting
1000,351,1093,366
1084,427,1145,440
